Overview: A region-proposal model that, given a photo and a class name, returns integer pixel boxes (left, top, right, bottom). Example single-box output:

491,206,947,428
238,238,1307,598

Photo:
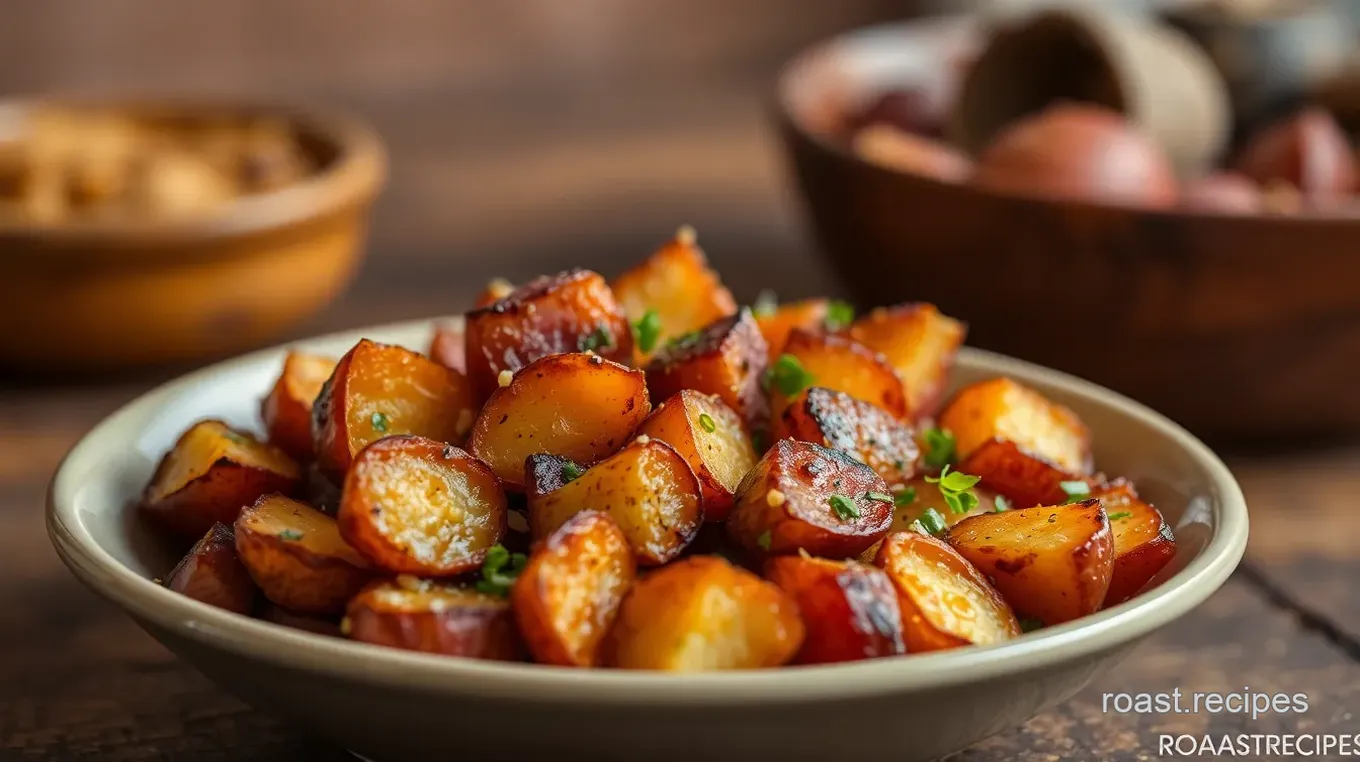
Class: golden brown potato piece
464,269,634,398
636,390,757,521
874,531,1020,651
427,321,466,374
611,227,738,359
957,438,1086,508
755,298,830,362
606,556,803,670
142,420,301,540
765,555,905,664
512,511,636,666
938,378,1091,475
1098,480,1177,605
162,523,257,615
259,603,341,637
234,494,372,615
467,352,650,490
770,329,907,422
261,351,337,461
645,309,769,431
847,304,965,422
338,436,506,576
528,439,702,566
345,578,524,660
728,439,892,560
775,386,919,488
312,339,477,480
946,499,1114,625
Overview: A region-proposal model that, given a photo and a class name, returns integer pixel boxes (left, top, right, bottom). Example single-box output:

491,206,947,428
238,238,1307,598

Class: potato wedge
754,298,830,362
848,304,965,422
142,420,301,539
338,436,506,576
467,352,650,490
606,556,803,670
512,511,636,666
765,555,905,664
345,578,523,660
938,378,1092,475
261,351,337,461
162,523,257,614
645,309,769,431
1098,479,1177,605
957,438,1086,508
611,227,737,359
312,339,477,480
235,494,372,615
427,321,466,374
727,439,892,560
464,269,633,398
636,390,757,521
527,439,702,566
946,499,1114,625
770,329,907,422
260,603,342,637
775,386,920,488
855,477,1001,564
874,531,1020,651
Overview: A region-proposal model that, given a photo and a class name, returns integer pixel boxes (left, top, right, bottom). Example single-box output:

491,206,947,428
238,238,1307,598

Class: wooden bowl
776,16,1360,442
0,97,386,371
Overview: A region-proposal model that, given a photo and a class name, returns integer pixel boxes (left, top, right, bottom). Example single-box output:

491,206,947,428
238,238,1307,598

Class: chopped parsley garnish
1107,511,1133,522
751,429,770,453
752,289,779,318
917,507,947,535
994,494,1011,512
474,544,528,597
756,530,772,550
1019,617,1045,633
824,300,855,331
925,465,981,514
765,354,815,396
278,529,303,541
829,494,860,520
698,413,717,433
921,427,956,470
370,411,389,433
894,486,917,508
561,462,583,483
865,491,894,504
1060,480,1091,503
667,329,704,351
578,325,614,352
632,310,663,354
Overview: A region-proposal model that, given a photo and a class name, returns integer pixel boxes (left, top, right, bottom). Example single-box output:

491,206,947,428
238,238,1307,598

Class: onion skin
1235,108,1356,203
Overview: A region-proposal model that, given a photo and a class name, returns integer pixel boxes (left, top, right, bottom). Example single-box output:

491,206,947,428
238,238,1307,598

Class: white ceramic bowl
48,317,1248,762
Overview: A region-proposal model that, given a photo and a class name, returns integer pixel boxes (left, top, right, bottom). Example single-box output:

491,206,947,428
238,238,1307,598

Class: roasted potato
856,475,1002,563
524,453,585,501
312,339,477,479
345,578,524,660
727,439,892,560
606,556,803,670
260,603,341,636
512,511,636,666
527,439,702,566
464,269,634,398
142,420,301,540
765,554,906,664
775,386,920,488
874,531,1020,651
847,304,965,422
1098,480,1177,605
754,298,831,362
645,308,769,431
938,378,1091,475
467,352,650,490
338,436,506,576
611,227,738,359
636,390,757,521
261,351,337,461
234,494,372,615
474,277,516,308
162,522,257,614
303,461,342,515
946,499,1114,625
770,329,907,422
957,438,1086,508
427,320,466,374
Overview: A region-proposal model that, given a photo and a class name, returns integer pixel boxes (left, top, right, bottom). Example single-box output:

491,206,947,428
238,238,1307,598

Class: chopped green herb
994,494,1011,512
278,529,303,541
829,494,860,520
921,427,956,470
894,486,918,508
756,530,772,550
370,411,389,433
578,325,614,352
751,429,770,453
561,462,583,483
631,310,663,354
865,491,894,504
918,507,947,535
752,289,779,318
925,465,982,514
698,413,717,433
893,459,906,471
1060,480,1091,503
474,543,528,597
1107,511,1133,521
765,354,815,396
667,329,704,351
824,300,855,331
1019,617,1045,633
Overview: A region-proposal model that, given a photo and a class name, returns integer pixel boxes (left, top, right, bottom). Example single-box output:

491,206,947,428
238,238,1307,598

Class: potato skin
512,511,636,666
847,303,965,422
765,555,906,664
338,436,507,576
755,299,830,362
606,556,803,670
957,438,1083,508
427,321,466,374
946,499,1114,625
261,351,337,461
162,523,258,615
464,269,634,399
636,390,757,521
938,377,1091,476
1098,480,1177,605
235,494,372,615
727,439,892,560
771,329,908,421
345,580,524,660
645,309,769,431
524,453,585,501
611,230,737,360
467,352,650,490
776,386,920,488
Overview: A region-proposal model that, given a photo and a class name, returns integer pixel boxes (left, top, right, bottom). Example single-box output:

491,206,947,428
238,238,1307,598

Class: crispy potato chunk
427,321,466,374
755,299,830,362
1098,480,1177,605
261,351,337,461
938,378,1091,475
957,438,1085,508
142,420,301,540
512,511,636,666
235,494,372,615
611,228,738,360
338,436,506,576
645,309,769,431
260,603,341,637
312,339,477,479
162,523,257,614
467,353,650,490
637,391,757,521
775,386,919,488
855,477,1001,564
345,579,523,660
607,556,803,670
527,439,702,566
946,499,1114,625
848,304,965,422
771,329,907,422
765,555,905,664
728,439,892,560
874,531,1020,651
464,269,633,398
